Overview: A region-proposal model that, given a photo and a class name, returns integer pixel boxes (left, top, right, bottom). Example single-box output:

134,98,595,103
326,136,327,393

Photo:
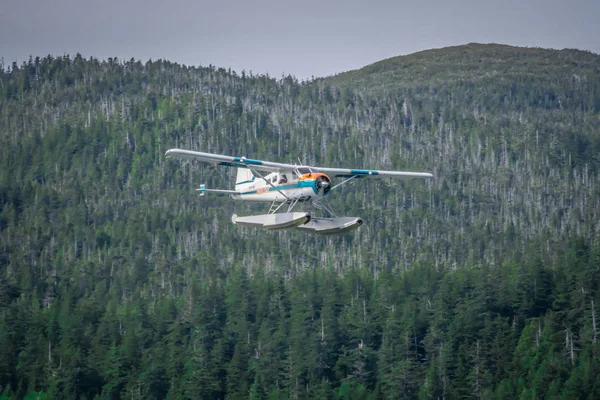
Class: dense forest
0,43,599,398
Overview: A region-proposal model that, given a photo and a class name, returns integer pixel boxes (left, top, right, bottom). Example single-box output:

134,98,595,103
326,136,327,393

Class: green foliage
1,45,599,398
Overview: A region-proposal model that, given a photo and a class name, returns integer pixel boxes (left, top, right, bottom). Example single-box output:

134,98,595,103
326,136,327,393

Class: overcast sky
1,0,599,80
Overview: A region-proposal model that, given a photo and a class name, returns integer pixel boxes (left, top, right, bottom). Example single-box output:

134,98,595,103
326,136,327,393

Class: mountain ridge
326,43,600,99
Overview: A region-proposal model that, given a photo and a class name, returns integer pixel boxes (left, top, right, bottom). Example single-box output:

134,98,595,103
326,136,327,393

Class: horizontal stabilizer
195,185,239,196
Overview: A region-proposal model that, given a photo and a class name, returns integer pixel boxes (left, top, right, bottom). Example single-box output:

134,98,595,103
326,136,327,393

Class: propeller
315,176,331,195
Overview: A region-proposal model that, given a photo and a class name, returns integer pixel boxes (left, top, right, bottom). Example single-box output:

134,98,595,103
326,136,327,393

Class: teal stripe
239,180,317,195
350,169,378,175
218,157,265,167
235,178,255,185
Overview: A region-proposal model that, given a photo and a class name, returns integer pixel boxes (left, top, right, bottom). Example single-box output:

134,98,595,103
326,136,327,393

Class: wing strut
329,175,360,191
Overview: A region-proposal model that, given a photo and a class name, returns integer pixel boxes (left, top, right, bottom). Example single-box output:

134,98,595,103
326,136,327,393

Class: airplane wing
165,149,297,173
312,167,432,179
165,148,433,178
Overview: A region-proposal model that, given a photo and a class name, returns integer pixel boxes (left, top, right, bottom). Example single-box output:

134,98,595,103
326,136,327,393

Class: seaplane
166,149,433,235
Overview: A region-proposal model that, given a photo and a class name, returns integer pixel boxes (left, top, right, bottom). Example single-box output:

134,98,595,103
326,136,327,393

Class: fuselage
234,171,331,203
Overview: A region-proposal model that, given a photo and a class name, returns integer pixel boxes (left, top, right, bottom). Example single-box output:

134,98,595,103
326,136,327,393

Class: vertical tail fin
235,168,255,190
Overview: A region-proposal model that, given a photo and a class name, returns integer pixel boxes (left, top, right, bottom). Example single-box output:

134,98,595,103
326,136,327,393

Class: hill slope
330,43,600,96
1,45,600,398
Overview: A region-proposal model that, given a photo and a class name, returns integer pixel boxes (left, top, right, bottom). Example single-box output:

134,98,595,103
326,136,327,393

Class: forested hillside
1,44,599,399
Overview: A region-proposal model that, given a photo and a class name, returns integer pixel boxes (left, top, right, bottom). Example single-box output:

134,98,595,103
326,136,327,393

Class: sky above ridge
1,0,599,80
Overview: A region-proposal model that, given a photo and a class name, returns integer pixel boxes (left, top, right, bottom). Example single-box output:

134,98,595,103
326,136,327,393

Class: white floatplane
165,149,432,235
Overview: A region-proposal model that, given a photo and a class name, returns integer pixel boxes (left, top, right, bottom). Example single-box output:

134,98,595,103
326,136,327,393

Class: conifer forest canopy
1,43,600,398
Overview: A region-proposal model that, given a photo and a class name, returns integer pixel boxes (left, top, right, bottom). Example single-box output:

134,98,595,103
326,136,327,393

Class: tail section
235,168,255,190
195,168,255,197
